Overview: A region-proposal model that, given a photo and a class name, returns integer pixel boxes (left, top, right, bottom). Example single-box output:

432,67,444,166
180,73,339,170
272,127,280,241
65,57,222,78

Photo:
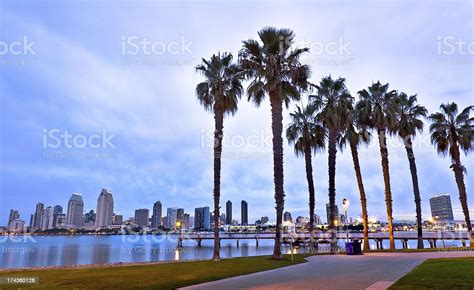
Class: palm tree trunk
212,108,224,261
304,143,315,249
451,145,473,247
328,128,338,252
404,137,424,249
378,129,395,250
349,141,370,251
270,92,285,260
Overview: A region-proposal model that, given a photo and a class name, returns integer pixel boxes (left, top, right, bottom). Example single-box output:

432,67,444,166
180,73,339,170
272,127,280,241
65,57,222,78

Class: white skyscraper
41,206,54,230
95,188,114,228
67,193,84,227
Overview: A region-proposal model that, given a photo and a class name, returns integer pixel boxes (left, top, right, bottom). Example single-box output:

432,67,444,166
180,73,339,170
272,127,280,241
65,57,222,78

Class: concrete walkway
183,251,473,290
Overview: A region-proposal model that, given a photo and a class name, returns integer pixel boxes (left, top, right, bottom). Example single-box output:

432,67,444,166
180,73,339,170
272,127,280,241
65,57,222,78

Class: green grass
390,257,474,289
0,254,309,289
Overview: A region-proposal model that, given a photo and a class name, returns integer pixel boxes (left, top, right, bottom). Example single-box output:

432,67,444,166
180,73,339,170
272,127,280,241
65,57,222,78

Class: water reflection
92,244,111,264
61,244,79,266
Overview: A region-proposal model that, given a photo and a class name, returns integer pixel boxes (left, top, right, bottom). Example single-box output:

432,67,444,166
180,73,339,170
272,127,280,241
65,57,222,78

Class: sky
0,0,473,226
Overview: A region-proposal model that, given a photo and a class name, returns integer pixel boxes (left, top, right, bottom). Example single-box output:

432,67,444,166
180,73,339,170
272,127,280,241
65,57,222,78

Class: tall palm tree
286,104,326,247
195,52,244,261
356,81,397,250
239,27,310,259
429,103,473,246
310,76,353,252
394,93,427,249
339,109,371,251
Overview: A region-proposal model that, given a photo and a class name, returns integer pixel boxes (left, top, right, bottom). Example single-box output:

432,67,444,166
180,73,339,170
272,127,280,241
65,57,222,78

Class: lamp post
342,198,350,240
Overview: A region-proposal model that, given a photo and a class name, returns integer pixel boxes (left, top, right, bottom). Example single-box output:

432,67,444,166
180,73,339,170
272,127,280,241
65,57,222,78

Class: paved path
183,251,473,290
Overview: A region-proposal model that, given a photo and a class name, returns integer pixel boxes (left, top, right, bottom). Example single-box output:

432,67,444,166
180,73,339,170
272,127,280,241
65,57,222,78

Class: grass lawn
0,254,309,289
390,257,474,289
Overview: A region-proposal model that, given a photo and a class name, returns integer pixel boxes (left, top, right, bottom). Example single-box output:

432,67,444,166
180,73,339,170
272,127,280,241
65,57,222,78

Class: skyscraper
194,206,210,230
226,200,232,225
151,201,162,229
326,203,339,225
67,193,84,227
8,209,20,225
135,209,150,227
95,189,114,228
177,208,184,224
41,206,54,230
113,214,123,225
52,205,63,228
241,200,248,226
430,194,455,223
167,207,178,229
33,203,44,230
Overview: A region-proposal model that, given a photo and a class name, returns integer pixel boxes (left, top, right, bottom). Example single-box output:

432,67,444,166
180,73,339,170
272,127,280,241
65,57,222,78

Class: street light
342,198,350,239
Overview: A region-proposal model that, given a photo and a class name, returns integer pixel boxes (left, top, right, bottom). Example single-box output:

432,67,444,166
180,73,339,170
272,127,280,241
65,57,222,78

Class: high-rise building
183,213,190,229
167,208,179,229
177,208,184,223
226,200,232,225
8,209,20,225
41,206,54,231
283,211,292,223
95,189,114,228
326,203,339,225
33,203,44,230
67,193,84,227
430,194,455,223
8,220,25,233
113,214,123,225
241,200,248,226
194,207,210,230
151,201,162,229
52,205,63,228
135,209,150,227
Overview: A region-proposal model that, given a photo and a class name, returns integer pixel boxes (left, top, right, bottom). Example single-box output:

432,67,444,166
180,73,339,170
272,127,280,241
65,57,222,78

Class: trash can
353,240,362,255
345,242,354,255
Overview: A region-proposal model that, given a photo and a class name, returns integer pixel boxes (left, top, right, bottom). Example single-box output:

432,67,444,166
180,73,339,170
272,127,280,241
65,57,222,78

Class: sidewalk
183,251,473,290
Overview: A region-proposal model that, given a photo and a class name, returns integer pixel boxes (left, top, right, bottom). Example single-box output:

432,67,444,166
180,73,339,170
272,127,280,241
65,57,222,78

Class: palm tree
239,27,310,259
394,93,427,249
339,109,371,251
286,104,326,247
310,76,353,252
429,103,473,246
356,81,397,250
195,52,244,261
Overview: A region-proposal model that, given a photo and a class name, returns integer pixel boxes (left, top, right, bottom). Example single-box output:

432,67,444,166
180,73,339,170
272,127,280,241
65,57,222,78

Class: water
0,234,468,269
0,235,306,269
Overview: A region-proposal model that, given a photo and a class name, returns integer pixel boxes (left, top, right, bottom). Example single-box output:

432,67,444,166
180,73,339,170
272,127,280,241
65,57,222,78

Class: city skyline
1,1,473,227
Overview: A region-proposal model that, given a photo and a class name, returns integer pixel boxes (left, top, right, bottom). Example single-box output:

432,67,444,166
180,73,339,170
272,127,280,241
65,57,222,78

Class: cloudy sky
1,0,473,225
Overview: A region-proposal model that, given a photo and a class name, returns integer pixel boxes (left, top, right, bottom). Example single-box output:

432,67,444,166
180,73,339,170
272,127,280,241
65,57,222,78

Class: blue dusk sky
0,0,473,225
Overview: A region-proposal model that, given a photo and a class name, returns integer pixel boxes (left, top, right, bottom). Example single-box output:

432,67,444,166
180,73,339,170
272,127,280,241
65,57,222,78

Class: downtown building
32,202,44,231
429,194,455,224
95,189,114,228
66,193,84,227
326,203,340,225
226,200,232,225
41,206,54,231
151,201,162,229
135,209,150,227
194,206,210,230
241,200,248,226
166,207,184,230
